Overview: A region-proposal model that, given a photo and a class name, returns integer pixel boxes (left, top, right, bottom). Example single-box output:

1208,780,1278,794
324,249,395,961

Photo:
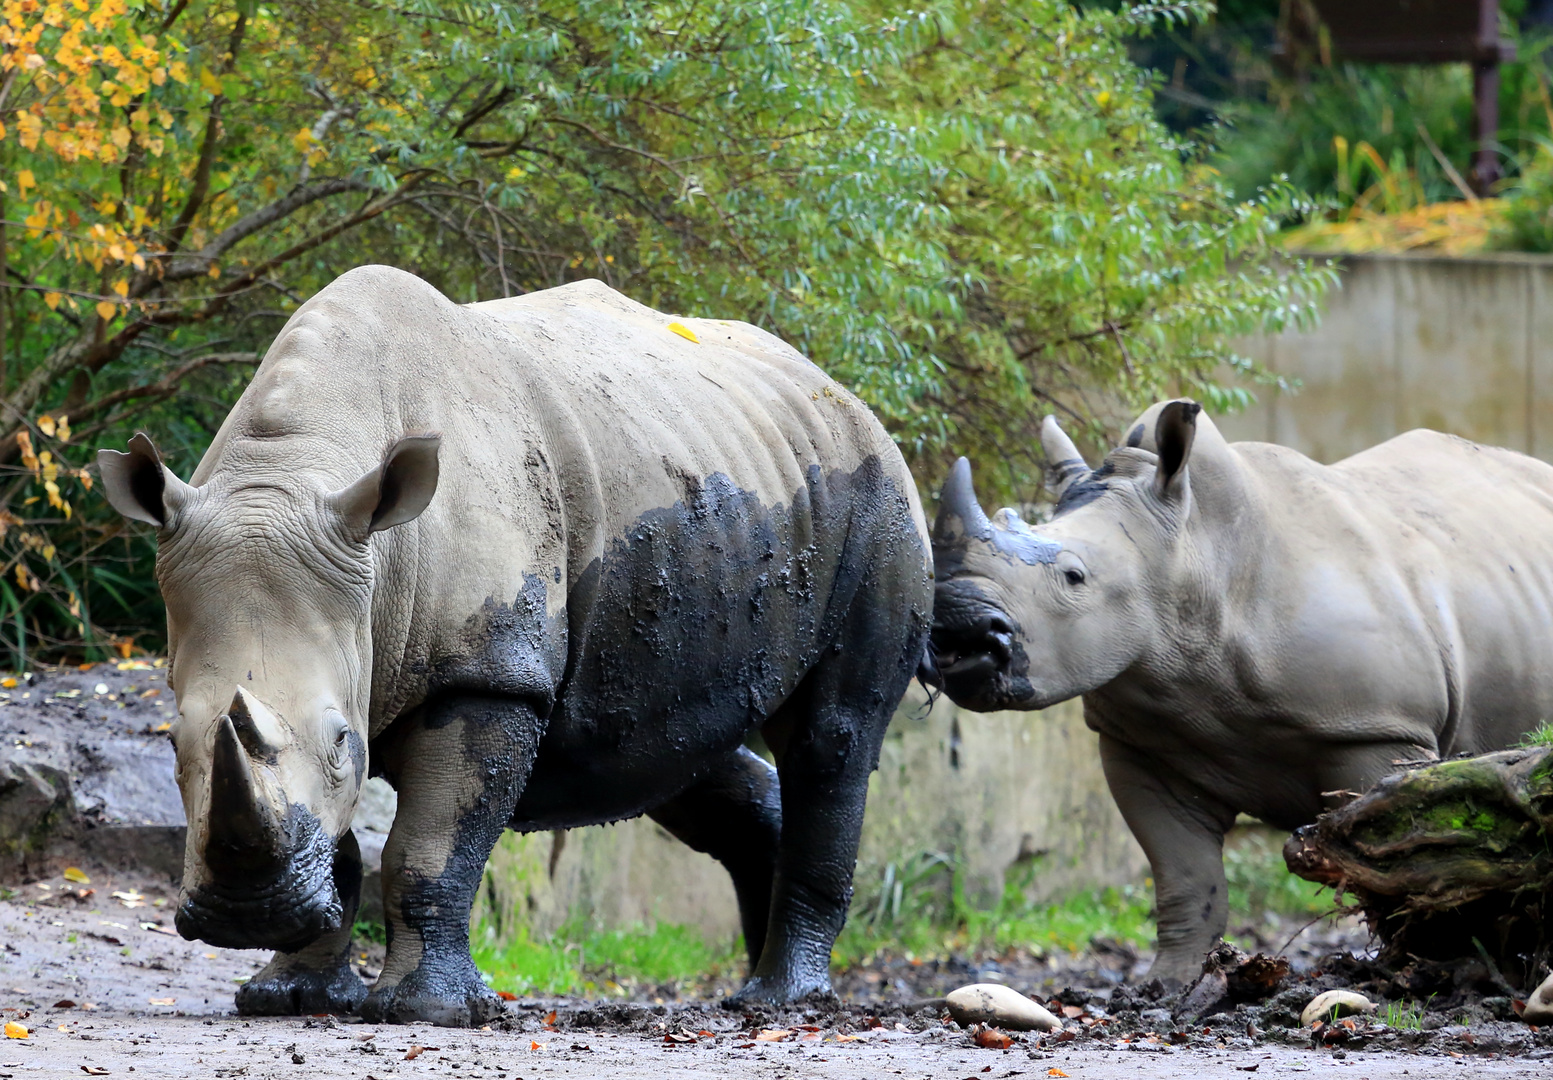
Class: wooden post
1472,0,1502,193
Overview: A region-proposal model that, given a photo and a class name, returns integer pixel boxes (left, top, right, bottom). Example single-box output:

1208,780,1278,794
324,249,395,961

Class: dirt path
5,872,1552,1079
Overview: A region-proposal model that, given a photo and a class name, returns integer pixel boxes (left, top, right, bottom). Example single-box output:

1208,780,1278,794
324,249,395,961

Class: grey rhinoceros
926,399,1553,983
97,266,932,1025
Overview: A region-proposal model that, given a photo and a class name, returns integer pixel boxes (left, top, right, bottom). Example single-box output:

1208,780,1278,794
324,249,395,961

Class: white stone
1300,990,1375,1028
944,983,1061,1032
1524,972,1553,1025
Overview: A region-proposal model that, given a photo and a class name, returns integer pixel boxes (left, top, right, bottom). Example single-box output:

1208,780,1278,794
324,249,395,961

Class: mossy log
1284,745,1553,988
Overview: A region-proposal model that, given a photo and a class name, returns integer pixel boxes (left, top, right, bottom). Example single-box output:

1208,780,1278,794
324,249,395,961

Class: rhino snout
176,808,343,951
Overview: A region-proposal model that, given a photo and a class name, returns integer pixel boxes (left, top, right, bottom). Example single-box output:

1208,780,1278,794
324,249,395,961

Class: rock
1524,973,1553,1025
1139,1008,1174,1028
1300,990,1375,1028
945,984,1061,1032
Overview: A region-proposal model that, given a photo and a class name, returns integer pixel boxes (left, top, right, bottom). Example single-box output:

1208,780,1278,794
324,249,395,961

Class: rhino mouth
929,582,1032,711
176,810,343,952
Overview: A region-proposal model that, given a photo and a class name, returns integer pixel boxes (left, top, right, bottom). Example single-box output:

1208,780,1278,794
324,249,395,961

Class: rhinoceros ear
96,432,194,528
1154,399,1201,499
328,434,441,536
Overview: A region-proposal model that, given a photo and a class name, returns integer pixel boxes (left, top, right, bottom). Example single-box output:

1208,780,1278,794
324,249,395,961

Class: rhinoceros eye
1064,567,1086,586
324,709,350,766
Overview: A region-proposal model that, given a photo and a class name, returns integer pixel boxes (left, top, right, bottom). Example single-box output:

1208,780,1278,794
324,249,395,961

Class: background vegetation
0,0,1327,666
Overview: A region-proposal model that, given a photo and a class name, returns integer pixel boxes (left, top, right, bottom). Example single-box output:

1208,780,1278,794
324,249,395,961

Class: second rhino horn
935,457,994,544
1040,416,1090,497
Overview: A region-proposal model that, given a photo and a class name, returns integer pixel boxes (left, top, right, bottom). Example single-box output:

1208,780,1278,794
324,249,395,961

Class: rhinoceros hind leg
727,586,928,1007
236,831,367,1015
649,745,782,966
361,694,541,1027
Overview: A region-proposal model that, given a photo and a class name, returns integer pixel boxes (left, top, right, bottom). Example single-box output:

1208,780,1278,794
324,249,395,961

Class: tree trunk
1284,745,1553,991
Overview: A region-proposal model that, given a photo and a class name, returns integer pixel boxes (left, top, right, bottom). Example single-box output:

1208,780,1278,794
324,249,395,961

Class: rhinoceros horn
1040,416,1090,498
934,457,993,545
205,707,286,876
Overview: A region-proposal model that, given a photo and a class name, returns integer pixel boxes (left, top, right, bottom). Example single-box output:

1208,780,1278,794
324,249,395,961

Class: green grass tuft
1521,721,1553,747
470,918,742,998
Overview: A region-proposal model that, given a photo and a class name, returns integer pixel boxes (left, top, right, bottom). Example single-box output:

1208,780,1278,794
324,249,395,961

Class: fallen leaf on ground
833,1034,867,1042
81,1068,110,1076
1049,1071,1069,1078
754,1029,791,1042
495,991,517,1001
696,1030,714,1038
53,1000,75,1009
1236,1066,1260,1073
666,321,699,343
529,1041,546,1051
4,1022,28,1038
735,1042,756,1049
664,1033,695,1044
543,1009,557,1026
63,868,90,885
972,1027,1012,1049
404,1045,424,1060
1061,1005,1084,1019
147,997,175,1006
140,923,177,936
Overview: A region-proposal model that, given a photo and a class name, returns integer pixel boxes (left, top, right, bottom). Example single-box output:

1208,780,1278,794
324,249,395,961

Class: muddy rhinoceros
926,399,1553,983
97,266,932,1025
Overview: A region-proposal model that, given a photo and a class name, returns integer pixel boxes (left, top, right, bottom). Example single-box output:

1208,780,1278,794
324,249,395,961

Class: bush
0,0,1327,661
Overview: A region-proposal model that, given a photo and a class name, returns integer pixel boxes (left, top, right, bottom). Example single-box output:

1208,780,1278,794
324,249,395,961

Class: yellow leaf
112,279,129,298
169,60,189,84
151,66,166,86
666,321,699,344
95,301,116,321
17,113,41,150
44,292,62,310
16,169,34,193
4,1020,27,1038
199,66,223,95
155,721,171,732
131,253,145,270
292,126,314,153
37,415,55,437
57,416,71,443
63,866,90,884
1095,90,1111,108
111,125,131,150
1,677,16,688
208,263,220,279
41,544,56,561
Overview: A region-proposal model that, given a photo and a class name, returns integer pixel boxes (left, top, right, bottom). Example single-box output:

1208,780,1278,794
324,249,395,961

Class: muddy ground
4,863,1552,1079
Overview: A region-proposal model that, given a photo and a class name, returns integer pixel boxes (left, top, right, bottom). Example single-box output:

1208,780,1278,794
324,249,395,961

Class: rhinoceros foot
360,966,503,1027
722,975,838,1010
235,953,367,1016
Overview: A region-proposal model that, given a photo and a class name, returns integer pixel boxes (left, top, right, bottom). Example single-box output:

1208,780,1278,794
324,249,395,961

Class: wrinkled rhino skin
97,267,932,1023
928,399,1553,983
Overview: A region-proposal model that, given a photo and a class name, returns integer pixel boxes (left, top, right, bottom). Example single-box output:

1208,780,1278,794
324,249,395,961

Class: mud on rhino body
927,399,1553,984
98,266,933,1026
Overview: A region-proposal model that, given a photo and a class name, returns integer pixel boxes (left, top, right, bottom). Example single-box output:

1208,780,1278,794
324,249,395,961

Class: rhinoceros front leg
361,694,541,1027
648,745,782,965
235,831,368,1016
1099,733,1238,986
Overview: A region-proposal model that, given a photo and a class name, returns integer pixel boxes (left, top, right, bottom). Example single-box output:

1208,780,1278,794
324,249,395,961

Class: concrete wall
1220,251,1553,463
473,687,1146,945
